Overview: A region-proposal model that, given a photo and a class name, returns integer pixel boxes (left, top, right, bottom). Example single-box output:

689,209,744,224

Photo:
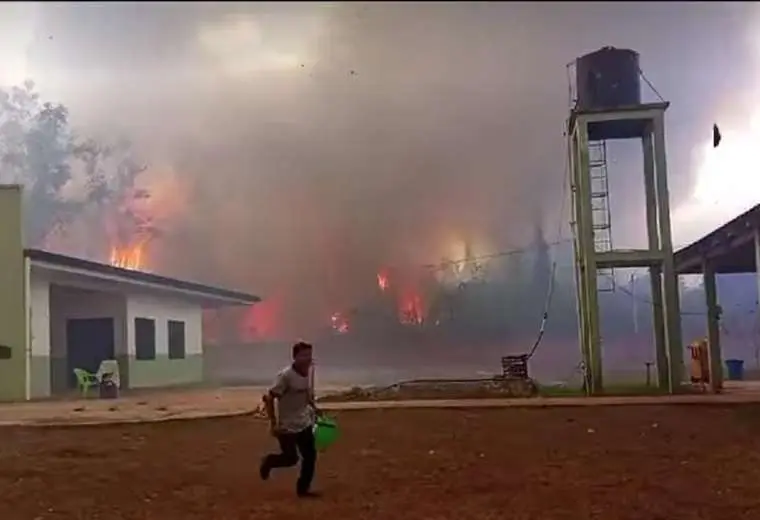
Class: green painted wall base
49,355,69,395
30,356,50,399
129,354,204,388
0,186,27,402
32,354,204,398
0,360,27,401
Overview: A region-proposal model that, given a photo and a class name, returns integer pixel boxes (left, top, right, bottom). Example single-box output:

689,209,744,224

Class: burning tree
0,80,153,262
81,139,156,269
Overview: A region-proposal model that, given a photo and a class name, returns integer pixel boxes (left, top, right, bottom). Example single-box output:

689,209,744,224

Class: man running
259,341,321,498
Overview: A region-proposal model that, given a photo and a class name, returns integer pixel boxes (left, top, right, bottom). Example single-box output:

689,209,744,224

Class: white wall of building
28,266,210,395
29,275,50,358
48,283,127,394
49,285,127,358
29,274,51,398
126,292,204,388
126,293,203,357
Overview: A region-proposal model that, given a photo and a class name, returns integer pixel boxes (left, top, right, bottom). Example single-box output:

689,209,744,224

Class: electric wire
525,136,568,360
616,284,706,317
638,67,666,103
378,238,573,274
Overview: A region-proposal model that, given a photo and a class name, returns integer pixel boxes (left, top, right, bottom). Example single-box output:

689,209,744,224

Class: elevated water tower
567,47,682,394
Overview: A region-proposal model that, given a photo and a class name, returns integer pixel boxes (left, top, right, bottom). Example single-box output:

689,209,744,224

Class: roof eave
26,249,260,305
674,203,760,275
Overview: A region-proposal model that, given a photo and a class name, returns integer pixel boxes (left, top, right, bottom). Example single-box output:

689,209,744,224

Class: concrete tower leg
569,137,591,392
703,261,722,393
648,266,669,387
573,120,603,394
642,131,668,387
652,113,684,391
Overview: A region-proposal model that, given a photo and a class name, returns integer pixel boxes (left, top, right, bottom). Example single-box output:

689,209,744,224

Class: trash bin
725,359,745,381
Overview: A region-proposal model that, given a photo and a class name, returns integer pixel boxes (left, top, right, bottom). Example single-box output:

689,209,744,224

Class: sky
0,1,759,335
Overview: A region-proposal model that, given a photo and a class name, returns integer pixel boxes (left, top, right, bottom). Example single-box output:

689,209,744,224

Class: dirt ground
2,405,760,520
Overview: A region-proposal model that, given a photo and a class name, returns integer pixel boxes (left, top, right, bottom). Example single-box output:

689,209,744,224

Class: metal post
703,261,722,393
631,274,639,334
652,112,683,393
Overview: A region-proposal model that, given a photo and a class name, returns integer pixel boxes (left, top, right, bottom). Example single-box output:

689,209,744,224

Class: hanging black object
713,124,722,148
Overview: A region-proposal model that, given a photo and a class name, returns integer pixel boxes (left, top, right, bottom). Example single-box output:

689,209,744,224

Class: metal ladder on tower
588,140,615,292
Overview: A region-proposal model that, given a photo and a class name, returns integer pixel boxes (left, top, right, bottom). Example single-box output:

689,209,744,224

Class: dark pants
263,426,316,494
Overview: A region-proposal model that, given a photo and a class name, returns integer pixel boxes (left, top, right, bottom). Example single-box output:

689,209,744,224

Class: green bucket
313,416,339,451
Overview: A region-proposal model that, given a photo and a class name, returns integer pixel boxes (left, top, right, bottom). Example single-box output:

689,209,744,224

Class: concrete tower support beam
568,102,683,394
652,113,684,392
702,260,722,393
642,131,668,388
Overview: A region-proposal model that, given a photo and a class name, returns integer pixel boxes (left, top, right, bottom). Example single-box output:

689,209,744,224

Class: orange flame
377,269,425,325
240,294,284,341
330,312,349,334
107,165,188,273
377,270,389,291
109,241,146,270
399,290,424,325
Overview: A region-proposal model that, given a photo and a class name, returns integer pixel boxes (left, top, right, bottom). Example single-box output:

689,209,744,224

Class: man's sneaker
297,490,322,499
259,458,271,481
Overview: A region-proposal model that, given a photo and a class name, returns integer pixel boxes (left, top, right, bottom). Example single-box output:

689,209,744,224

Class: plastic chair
96,359,121,390
73,368,99,398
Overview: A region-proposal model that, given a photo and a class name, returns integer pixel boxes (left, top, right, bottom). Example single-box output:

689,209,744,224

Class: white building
0,185,259,401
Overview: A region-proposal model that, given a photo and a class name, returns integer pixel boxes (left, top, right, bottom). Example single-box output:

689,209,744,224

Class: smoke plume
3,2,757,340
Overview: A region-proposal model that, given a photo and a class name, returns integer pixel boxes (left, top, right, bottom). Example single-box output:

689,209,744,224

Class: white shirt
269,365,315,433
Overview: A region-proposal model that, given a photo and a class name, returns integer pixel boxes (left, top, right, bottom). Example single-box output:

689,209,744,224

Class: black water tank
575,47,641,111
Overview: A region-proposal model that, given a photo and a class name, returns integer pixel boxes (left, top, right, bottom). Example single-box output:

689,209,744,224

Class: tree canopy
0,80,150,250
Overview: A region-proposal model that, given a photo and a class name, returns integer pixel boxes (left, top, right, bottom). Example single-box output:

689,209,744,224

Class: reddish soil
2,405,760,519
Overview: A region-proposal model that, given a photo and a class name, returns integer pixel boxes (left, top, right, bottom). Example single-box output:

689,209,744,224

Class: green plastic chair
73,368,99,398
313,416,339,452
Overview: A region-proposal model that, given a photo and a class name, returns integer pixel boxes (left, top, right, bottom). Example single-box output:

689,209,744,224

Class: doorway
66,318,115,389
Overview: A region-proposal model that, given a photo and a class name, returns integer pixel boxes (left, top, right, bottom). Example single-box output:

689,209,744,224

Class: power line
616,282,756,319
412,238,573,273
638,67,666,103
525,140,571,360
616,284,704,316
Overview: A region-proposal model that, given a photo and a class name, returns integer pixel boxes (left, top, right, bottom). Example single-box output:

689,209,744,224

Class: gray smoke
4,2,757,338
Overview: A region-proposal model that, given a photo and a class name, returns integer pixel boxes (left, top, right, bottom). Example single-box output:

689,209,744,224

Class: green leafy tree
0,80,150,250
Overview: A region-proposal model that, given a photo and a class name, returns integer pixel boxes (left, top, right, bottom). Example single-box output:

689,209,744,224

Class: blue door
66,318,115,389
